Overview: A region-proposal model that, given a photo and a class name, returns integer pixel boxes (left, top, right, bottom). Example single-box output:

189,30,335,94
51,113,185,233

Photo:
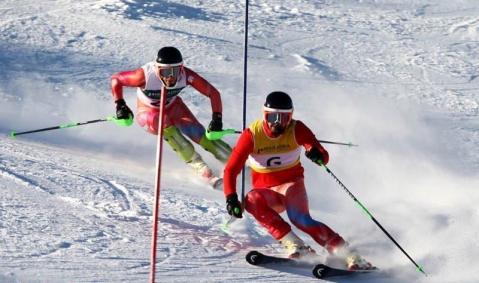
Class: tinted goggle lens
265,112,291,124
159,66,181,78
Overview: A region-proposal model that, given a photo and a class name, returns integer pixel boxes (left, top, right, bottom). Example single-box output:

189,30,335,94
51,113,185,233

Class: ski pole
319,162,427,276
206,129,358,147
205,128,243,232
319,140,358,147
220,216,238,234
9,115,133,137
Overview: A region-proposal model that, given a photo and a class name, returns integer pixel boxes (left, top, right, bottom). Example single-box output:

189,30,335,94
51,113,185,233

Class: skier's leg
136,98,220,187
244,189,291,240
283,181,376,271
163,125,196,162
169,97,231,163
283,178,346,254
245,187,314,258
136,101,196,162
199,136,232,163
163,125,218,185
136,104,160,135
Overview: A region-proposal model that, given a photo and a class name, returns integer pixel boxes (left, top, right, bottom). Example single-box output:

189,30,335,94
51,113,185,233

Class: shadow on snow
102,0,226,22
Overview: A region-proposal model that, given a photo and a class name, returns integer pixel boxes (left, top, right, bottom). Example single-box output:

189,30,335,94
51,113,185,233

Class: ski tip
245,250,263,265
312,264,329,279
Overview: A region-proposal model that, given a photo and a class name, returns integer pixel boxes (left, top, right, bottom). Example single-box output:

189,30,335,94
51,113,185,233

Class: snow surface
1,0,478,282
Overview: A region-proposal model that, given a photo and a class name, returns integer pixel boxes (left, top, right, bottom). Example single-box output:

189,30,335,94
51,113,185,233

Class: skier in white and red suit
111,46,231,188
223,91,373,270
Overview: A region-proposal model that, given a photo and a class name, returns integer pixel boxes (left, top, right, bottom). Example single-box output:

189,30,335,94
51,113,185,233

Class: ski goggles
264,111,292,126
157,65,182,78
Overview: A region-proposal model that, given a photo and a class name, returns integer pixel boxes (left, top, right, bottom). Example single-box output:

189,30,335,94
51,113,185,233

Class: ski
312,263,369,279
246,250,377,279
246,250,304,266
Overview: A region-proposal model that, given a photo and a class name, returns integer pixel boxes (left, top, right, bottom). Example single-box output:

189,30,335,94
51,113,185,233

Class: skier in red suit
111,46,231,188
223,91,374,270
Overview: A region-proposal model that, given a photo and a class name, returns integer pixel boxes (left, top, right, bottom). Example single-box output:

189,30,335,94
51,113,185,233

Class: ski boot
187,152,222,189
345,254,375,271
279,231,316,259
333,244,375,271
209,176,223,190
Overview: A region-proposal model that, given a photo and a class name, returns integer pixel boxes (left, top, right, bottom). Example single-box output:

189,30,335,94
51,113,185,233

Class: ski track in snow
0,138,296,282
1,0,479,282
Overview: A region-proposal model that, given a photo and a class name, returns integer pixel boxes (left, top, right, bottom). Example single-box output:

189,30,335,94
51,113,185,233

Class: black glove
208,112,223,132
115,99,134,120
305,147,325,165
226,193,243,218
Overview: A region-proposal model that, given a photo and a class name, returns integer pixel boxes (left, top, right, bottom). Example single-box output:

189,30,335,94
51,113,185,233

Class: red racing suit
224,119,345,253
111,62,222,142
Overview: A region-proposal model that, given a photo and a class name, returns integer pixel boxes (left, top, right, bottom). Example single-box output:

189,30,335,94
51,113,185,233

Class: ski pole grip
108,115,133,127
205,128,239,140
233,207,241,215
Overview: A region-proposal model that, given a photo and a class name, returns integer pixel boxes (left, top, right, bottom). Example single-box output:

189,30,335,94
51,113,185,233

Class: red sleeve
184,67,222,113
295,120,329,165
223,129,254,197
111,68,146,101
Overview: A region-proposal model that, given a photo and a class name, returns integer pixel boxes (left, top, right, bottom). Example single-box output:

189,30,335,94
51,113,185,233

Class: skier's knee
289,211,316,230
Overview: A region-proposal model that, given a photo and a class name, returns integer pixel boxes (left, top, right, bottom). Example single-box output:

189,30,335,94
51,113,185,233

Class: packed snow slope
1,0,478,282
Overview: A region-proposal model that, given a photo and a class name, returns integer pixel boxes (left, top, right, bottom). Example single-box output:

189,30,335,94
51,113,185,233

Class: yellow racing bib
248,119,300,173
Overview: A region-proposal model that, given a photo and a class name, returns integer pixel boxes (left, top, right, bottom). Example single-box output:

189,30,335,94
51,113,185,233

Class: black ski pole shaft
318,140,358,147
207,130,356,147
10,117,113,137
321,163,427,276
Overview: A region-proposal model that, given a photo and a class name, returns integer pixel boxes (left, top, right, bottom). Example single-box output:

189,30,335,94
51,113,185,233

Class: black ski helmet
156,46,183,65
264,91,293,111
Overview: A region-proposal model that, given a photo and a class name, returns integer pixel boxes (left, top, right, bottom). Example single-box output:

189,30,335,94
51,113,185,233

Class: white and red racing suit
111,62,222,142
110,62,231,185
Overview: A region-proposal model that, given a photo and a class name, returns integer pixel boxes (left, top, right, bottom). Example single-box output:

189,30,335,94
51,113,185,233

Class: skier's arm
223,129,254,198
184,67,222,114
295,120,329,165
111,68,146,101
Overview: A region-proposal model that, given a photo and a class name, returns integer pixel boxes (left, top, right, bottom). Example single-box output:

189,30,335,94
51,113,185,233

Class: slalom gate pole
9,116,132,137
319,163,427,276
239,0,250,212
149,86,168,283
222,0,249,231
